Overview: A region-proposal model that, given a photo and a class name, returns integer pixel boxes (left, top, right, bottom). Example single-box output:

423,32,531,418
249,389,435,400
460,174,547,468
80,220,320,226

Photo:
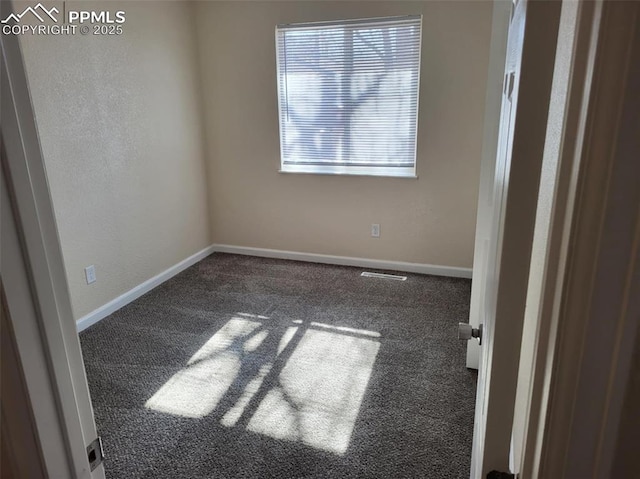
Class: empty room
3,0,639,478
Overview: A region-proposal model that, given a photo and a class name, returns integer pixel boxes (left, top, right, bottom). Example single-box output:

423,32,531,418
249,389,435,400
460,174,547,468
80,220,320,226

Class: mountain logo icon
1,3,59,24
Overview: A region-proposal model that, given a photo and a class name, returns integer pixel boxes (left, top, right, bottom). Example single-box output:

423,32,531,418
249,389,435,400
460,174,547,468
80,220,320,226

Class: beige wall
18,0,492,320
20,1,211,319
195,1,492,268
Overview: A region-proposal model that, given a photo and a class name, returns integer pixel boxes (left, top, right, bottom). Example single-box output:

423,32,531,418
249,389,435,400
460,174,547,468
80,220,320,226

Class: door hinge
86,436,104,472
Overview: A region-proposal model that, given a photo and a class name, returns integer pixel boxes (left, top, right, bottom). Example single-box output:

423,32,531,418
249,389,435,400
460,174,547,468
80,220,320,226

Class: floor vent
360,272,407,281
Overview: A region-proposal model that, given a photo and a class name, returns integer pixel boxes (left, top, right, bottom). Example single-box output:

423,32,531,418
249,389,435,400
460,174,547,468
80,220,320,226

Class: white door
466,0,511,371
470,45,519,479
466,0,563,476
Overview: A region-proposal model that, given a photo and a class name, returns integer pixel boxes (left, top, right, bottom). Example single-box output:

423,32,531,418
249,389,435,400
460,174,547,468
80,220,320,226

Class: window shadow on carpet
144,312,381,456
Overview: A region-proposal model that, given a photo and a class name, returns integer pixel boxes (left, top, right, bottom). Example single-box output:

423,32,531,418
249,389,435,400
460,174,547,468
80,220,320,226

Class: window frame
275,15,423,178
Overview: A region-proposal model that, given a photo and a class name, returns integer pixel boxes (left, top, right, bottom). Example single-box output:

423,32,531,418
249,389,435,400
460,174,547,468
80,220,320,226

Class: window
275,16,422,177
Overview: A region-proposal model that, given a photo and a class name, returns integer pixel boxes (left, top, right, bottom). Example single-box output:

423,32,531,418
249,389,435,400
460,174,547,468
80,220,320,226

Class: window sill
278,165,417,178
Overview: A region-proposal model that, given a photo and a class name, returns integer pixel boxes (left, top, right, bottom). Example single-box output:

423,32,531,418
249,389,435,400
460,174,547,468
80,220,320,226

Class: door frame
513,0,640,476
0,10,105,479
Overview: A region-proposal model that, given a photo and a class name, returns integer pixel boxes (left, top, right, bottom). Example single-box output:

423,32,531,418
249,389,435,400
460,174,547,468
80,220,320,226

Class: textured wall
195,1,492,268
20,1,211,319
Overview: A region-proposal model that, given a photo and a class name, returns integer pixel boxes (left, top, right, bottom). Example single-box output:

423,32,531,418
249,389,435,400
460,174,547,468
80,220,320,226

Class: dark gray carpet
80,253,477,479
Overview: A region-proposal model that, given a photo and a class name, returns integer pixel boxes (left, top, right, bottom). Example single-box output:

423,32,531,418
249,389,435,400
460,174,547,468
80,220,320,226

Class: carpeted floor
80,253,477,479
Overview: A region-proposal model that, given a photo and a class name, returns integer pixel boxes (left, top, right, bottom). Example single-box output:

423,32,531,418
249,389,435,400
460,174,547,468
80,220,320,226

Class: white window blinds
276,16,422,177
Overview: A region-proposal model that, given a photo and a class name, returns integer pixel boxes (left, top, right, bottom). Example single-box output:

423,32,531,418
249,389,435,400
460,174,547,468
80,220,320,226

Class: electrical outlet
85,265,96,284
371,224,380,238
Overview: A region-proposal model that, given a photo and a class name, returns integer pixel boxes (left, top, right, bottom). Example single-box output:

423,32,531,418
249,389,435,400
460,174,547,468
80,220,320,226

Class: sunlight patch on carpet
244,328,380,455
145,315,380,455
144,317,265,418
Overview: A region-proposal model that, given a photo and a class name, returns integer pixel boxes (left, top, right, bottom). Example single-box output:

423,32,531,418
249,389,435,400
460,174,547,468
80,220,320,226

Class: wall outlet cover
85,265,96,284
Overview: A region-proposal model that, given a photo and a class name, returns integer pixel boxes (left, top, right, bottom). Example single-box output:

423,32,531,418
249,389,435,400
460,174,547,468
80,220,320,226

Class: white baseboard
77,243,472,332
212,244,473,279
76,245,216,332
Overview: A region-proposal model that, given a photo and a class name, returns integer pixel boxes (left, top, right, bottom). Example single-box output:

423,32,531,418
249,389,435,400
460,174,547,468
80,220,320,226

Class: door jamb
0,7,104,478
516,1,640,477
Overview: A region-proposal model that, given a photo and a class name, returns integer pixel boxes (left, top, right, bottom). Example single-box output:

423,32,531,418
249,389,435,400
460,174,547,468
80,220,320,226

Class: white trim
2,154,72,477
77,243,471,333
76,245,216,332
2,15,103,476
278,167,418,178
212,244,472,278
